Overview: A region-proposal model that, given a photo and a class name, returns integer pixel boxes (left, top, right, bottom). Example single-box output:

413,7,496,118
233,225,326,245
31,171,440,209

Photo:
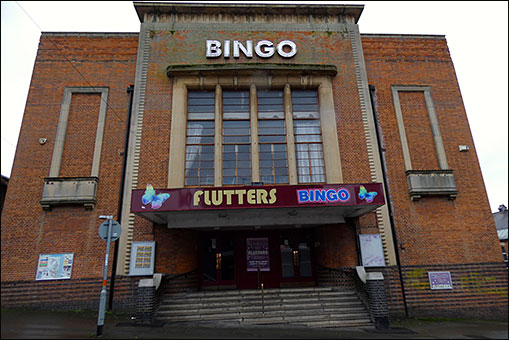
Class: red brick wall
362,35,508,319
154,226,198,274
1,34,138,284
1,276,138,311
314,224,359,268
361,35,503,266
401,262,508,320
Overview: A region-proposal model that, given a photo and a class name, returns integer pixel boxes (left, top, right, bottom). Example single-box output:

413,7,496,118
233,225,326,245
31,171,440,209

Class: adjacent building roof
494,205,508,240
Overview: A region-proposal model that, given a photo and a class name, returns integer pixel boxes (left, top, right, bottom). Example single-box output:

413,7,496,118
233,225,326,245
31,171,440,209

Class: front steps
155,286,373,328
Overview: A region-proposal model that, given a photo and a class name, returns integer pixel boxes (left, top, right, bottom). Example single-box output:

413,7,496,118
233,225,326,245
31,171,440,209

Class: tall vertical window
222,91,251,185
292,90,325,183
258,90,288,184
185,91,215,186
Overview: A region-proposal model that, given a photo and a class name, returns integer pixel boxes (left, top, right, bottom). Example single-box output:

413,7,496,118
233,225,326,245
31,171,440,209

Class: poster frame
35,253,74,281
128,241,156,276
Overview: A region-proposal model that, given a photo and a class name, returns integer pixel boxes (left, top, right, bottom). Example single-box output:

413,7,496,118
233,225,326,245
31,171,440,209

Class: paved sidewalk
1,308,508,339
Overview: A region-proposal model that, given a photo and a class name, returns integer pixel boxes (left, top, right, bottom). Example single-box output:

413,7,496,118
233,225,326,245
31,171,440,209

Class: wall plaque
428,271,453,290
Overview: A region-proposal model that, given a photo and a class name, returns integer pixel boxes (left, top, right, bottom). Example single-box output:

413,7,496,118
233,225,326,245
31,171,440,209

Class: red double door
199,229,315,289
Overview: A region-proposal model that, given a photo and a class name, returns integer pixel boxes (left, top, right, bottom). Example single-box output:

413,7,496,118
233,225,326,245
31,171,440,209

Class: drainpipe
368,85,409,317
108,84,135,311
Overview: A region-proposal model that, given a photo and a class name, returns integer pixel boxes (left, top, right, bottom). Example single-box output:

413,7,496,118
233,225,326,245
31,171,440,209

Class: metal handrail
261,283,265,316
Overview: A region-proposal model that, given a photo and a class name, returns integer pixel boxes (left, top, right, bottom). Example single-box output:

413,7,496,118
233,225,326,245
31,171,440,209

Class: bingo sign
246,238,270,272
428,271,453,290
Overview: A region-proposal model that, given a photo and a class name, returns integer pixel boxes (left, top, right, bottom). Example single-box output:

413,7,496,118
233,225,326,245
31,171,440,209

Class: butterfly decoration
141,184,170,209
358,185,377,203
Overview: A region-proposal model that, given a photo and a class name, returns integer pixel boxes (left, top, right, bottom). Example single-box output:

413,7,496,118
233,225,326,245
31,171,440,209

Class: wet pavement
1,308,508,339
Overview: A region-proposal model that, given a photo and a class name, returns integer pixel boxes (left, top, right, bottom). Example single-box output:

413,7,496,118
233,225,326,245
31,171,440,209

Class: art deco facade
1,2,507,322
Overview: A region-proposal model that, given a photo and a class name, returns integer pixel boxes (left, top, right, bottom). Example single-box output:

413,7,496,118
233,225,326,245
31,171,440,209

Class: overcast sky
1,1,507,212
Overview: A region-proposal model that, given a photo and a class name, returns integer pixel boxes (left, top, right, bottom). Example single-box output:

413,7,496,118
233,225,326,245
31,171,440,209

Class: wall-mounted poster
129,241,155,276
359,234,386,267
35,253,74,281
246,237,270,272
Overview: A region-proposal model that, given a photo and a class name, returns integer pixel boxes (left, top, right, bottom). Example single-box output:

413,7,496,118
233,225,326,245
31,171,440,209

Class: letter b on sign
206,40,222,58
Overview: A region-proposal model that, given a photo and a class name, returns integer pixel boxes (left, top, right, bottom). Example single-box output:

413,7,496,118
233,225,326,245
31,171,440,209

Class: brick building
1,2,507,324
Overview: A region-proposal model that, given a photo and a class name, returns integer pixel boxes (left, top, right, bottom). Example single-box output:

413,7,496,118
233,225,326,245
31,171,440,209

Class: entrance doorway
201,236,235,287
198,228,316,289
279,234,313,282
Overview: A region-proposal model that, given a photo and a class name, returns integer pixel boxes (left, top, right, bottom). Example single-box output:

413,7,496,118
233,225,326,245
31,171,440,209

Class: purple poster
428,271,453,290
246,238,270,272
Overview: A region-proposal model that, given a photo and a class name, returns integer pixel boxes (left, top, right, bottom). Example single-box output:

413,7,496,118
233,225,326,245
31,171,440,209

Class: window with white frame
183,86,326,187
185,91,215,186
222,91,251,185
292,90,325,183
257,90,288,184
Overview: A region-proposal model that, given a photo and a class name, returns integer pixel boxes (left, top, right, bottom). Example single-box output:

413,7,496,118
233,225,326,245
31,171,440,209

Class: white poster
359,234,386,267
35,253,74,280
129,241,156,276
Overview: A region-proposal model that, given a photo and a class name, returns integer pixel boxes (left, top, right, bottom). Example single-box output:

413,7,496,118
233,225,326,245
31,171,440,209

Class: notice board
359,234,386,267
35,253,74,281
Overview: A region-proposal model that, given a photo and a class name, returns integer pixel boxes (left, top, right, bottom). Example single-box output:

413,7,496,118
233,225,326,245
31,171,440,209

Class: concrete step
157,311,372,324
304,319,373,328
159,296,362,310
155,314,373,328
245,312,370,323
157,305,366,316
156,306,367,318
155,287,372,328
166,287,340,300
158,298,364,311
161,292,360,306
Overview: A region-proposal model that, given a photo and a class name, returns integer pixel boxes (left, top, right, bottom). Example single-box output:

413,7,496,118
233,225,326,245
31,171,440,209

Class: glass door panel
201,236,236,286
279,232,314,282
221,238,235,281
280,239,295,278
298,242,312,277
203,238,217,283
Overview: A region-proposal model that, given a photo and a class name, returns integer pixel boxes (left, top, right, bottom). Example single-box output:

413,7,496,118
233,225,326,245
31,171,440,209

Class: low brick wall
317,263,508,321
399,262,508,321
377,266,406,319
136,285,156,324
1,276,138,312
366,279,389,329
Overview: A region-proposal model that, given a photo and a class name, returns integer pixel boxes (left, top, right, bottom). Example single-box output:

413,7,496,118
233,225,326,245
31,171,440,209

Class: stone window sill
406,170,457,201
40,177,99,210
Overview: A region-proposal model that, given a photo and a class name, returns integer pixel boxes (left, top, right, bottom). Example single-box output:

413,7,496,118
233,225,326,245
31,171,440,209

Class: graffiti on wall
404,268,508,297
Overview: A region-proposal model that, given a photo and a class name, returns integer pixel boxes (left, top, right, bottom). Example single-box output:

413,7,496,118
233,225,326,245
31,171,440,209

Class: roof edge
41,32,139,36
134,2,364,24
361,33,446,39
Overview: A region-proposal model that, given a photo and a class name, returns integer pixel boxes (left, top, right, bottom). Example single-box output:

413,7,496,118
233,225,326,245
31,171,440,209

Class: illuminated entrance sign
131,183,384,212
206,39,297,58
297,188,350,203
